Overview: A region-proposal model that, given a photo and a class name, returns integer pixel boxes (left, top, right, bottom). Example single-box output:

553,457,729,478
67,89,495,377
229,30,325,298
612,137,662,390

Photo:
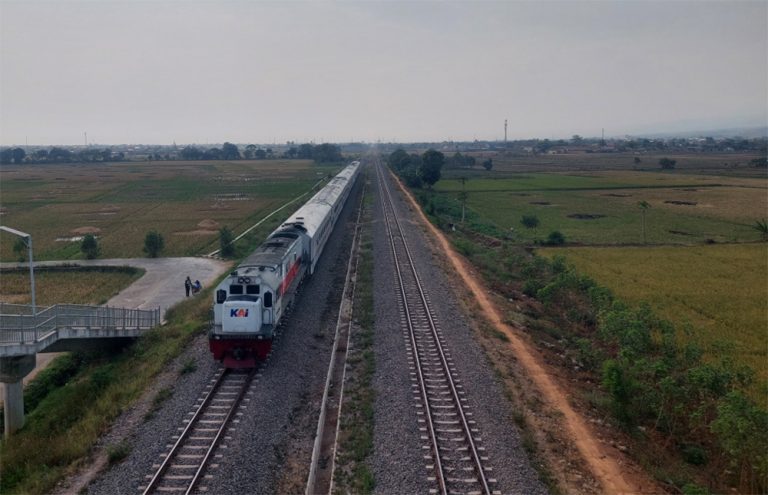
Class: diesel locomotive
209,161,360,368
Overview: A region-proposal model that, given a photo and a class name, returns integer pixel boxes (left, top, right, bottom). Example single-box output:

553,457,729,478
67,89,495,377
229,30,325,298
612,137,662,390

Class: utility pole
84,131,87,146
504,119,508,147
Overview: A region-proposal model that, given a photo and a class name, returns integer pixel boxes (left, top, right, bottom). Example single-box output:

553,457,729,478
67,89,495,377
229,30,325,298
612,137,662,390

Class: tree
255,148,267,160
11,147,25,164
80,234,100,259
420,149,444,187
313,143,343,163
638,200,651,243
482,158,493,171
571,134,584,145
387,149,411,172
633,157,641,166
48,147,73,163
297,144,314,159
12,238,27,262
0,148,13,164
143,230,164,258
221,142,241,160
544,230,566,245
659,157,677,169
243,144,257,159
219,227,235,257
181,146,203,160
521,214,540,229
203,148,222,160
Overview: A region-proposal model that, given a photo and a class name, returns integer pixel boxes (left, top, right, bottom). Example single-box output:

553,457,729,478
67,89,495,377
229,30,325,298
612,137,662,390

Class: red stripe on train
279,256,302,296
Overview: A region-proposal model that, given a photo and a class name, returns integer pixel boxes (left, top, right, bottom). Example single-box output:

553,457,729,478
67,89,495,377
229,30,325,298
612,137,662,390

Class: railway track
141,368,255,494
376,161,498,495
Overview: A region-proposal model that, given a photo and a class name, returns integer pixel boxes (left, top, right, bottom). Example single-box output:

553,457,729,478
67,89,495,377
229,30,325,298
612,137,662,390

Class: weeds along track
306,172,366,495
375,162,497,495
141,367,256,495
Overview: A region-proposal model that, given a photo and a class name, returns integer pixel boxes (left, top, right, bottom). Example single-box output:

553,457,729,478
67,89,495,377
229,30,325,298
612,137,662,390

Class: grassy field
538,244,768,385
0,160,340,261
0,267,143,305
434,170,766,244
446,151,765,176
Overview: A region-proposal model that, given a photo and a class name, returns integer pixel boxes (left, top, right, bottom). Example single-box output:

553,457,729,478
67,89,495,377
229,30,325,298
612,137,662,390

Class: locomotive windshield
226,295,259,302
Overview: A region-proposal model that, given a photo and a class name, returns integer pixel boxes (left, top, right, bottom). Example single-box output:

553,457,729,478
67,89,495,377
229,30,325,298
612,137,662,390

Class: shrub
107,441,131,465
219,227,235,257
544,230,566,246
80,234,100,259
520,214,540,229
143,230,164,258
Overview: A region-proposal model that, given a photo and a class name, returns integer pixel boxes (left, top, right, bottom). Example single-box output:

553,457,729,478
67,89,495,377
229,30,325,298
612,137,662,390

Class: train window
264,292,273,308
246,284,260,295
229,284,244,295
216,290,227,304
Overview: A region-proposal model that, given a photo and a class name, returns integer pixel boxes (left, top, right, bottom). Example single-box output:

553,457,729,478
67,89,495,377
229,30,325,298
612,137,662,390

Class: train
209,161,361,368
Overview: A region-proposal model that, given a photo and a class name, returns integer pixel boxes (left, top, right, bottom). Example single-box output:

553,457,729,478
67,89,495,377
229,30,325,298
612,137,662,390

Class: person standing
184,276,192,297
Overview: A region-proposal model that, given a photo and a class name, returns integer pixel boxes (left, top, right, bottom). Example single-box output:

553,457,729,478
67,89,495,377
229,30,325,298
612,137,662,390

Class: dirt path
392,173,643,494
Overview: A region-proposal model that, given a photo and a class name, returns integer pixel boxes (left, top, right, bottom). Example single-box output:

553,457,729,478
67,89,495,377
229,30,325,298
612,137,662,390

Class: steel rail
376,161,492,495
142,368,252,495
186,369,255,495
376,163,447,495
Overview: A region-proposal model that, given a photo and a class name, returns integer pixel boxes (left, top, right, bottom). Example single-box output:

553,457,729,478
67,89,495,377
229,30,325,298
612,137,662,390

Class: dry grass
0,160,338,260
0,267,143,306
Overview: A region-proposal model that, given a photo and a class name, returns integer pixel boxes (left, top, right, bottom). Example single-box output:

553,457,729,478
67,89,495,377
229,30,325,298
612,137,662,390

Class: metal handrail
0,303,160,345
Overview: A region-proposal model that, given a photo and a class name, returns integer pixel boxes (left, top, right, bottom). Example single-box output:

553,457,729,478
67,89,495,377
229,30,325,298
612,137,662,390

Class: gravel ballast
370,165,547,494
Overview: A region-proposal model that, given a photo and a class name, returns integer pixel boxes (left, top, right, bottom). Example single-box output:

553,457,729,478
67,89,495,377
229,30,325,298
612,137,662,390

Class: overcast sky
1,0,766,146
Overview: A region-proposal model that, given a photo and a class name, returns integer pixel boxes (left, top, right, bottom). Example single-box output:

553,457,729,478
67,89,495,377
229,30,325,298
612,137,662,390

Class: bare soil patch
530,201,552,205
665,200,697,206
567,213,606,220
71,226,102,235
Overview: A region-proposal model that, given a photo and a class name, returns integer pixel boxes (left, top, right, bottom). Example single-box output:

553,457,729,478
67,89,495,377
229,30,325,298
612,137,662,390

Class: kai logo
230,308,249,318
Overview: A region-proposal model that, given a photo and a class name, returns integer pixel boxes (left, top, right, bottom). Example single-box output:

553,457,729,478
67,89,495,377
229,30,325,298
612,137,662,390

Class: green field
0,160,339,260
538,244,768,385
435,171,766,244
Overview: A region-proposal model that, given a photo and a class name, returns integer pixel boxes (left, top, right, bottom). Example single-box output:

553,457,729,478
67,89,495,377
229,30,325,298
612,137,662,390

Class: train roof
239,235,298,270
275,161,360,238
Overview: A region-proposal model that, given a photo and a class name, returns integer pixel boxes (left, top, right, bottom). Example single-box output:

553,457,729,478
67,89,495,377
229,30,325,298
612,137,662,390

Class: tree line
387,148,446,188
179,142,343,163
0,147,126,164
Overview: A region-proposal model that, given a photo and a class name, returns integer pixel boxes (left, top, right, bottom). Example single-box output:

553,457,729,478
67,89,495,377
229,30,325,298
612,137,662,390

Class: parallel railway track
141,368,255,494
376,161,497,495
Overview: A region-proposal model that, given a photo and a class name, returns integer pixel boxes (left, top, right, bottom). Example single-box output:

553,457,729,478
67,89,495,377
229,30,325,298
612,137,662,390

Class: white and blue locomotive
210,161,361,368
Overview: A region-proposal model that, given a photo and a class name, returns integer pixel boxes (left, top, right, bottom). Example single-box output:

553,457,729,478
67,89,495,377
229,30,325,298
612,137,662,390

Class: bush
520,214,539,229
543,230,566,246
80,234,100,259
219,227,235,258
143,230,164,258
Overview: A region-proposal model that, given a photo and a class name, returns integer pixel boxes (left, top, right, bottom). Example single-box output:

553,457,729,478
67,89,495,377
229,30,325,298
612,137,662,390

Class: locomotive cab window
229,284,244,295
246,284,260,295
264,292,273,308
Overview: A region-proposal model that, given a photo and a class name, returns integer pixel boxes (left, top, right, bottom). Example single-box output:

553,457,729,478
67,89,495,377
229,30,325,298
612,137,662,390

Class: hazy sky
1,0,766,145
